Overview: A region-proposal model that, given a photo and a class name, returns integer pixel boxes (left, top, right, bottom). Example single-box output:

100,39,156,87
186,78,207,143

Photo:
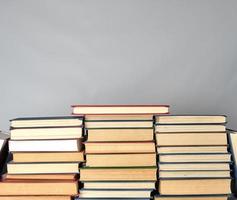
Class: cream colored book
159,163,230,171
159,178,231,195
157,146,228,154
86,153,156,167
80,167,157,181
155,115,227,124
159,170,230,178
156,133,227,146
155,125,226,133
10,127,82,140
154,195,228,200
72,105,169,115
0,197,72,200
85,121,153,128
7,162,80,174
87,128,153,142
85,114,153,121
85,142,155,153
159,154,231,163
11,116,83,128
83,181,156,189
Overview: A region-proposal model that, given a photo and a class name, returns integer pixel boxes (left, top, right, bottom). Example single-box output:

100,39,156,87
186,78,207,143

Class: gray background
0,0,237,132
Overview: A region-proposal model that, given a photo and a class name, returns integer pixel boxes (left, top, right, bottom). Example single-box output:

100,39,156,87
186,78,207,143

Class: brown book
86,153,156,167
80,167,157,181
0,180,78,195
12,152,84,163
85,121,153,128
154,195,228,200
159,178,231,195
155,125,226,133
156,133,227,146
159,154,231,163
5,173,78,181
0,197,72,200
72,104,169,115
155,115,227,124
87,129,153,142
85,142,155,154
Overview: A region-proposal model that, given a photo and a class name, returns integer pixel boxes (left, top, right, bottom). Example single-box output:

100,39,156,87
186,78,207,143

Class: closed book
155,115,227,124
154,195,229,200
5,173,78,180
12,152,84,163
79,189,152,198
72,104,169,115
86,153,156,167
7,162,80,174
10,127,82,140
0,196,72,200
85,114,153,121
85,121,153,128
9,139,83,152
80,167,157,181
87,128,153,142
156,133,227,146
85,142,155,154
0,180,78,195
11,116,83,128
158,178,231,195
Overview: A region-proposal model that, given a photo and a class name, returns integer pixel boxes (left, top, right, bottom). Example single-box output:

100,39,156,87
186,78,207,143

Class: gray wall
0,0,237,131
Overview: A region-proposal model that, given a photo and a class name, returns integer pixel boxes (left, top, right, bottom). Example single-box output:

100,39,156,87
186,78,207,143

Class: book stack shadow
0,117,85,200
155,115,232,200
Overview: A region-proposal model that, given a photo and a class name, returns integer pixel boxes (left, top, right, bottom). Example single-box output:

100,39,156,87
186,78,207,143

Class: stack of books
72,105,169,199
0,117,84,200
155,115,232,200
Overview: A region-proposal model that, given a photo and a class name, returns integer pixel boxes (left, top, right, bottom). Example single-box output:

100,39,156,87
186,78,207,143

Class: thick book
10,116,83,128
9,139,83,152
10,126,83,140
155,125,226,133
86,153,156,167
7,162,80,174
159,154,231,163
155,115,227,124
154,195,229,200
80,167,157,181
12,151,84,163
85,121,153,128
158,178,231,195
72,104,169,115
0,180,78,195
79,189,152,198
87,128,154,142
157,146,228,154
85,142,155,154
82,181,156,189
159,170,231,178
156,133,227,146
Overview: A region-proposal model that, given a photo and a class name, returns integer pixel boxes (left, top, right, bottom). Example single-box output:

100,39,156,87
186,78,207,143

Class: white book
9,139,82,152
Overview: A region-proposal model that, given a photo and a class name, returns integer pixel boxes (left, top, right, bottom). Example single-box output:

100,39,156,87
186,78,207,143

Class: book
7,162,80,174
154,195,229,200
86,153,156,167
158,163,230,171
157,146,228,154
0,132,9,173
85,114,153,121
79,189,152,198
12,152,84,163
159,154,231,163
85,121,153,128
0,180,78,195
158,178,231,195
83,181,156,189
10,126,83,140
85,142,155,154
155,125,226,133
155,115,227,124
72,104,169,115
9,139,83,152
87,128,153,142
80,167,157,181
10,116,83,128
5,173,78,180
159,170,231,178
0,196,72,200
156,133,227,146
